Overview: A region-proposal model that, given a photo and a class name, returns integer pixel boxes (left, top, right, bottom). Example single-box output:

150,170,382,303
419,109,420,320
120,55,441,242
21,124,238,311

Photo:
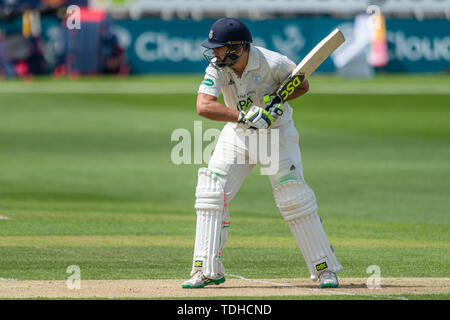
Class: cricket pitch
0,278,448,299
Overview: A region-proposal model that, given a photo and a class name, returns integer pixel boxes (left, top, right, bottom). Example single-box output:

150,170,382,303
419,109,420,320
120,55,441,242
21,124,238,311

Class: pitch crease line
225,273,354,297
225,273,409,300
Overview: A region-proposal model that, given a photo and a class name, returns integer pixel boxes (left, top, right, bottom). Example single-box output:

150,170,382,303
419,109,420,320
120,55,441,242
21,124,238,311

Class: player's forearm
197,100,241,122
286,79,309,102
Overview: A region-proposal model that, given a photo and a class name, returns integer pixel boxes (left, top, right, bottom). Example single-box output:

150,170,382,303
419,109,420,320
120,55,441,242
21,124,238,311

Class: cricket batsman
182,18,343,289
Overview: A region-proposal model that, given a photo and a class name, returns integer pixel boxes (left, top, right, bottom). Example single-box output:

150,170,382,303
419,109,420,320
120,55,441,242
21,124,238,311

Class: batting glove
238,106,274,130
263,94,286,123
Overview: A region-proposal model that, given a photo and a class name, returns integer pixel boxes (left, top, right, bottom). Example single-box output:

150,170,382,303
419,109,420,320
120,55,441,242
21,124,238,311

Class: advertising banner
385,19,450,73
112,18,349,73
1,15,449,74
90,0,450,15
111,18,450,73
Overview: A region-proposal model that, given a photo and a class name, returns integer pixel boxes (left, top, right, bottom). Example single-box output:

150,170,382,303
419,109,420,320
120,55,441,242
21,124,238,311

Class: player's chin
204,55,227,69
212,61,229,69
212,57,238,69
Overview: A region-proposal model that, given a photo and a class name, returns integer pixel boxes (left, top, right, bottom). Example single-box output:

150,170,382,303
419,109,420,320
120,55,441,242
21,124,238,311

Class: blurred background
0,0,448,78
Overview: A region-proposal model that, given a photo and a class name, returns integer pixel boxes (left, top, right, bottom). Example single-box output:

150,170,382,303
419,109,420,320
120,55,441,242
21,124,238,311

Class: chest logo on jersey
227,78,235,85
252,73,262,84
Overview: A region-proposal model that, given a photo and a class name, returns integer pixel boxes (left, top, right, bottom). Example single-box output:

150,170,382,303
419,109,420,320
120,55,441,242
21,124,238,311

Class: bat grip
265,95,282,110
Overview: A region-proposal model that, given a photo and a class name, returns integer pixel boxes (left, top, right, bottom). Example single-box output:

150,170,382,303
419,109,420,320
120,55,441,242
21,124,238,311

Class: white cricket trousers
208,121,305,196
194,121,343,280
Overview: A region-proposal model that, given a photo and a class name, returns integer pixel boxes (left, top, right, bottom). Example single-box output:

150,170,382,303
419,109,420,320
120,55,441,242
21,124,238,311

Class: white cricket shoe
319,271,339,288
181,269,226,289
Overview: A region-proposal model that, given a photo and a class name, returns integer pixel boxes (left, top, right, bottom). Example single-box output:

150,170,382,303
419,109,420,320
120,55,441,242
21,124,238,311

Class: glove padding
238,106,274,130
263,95,286,123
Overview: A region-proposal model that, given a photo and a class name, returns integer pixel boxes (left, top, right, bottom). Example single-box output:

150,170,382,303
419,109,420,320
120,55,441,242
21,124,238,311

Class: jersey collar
244,45,260,72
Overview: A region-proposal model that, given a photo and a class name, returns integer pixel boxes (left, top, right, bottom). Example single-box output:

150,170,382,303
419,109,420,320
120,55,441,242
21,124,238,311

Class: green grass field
0,74,449,299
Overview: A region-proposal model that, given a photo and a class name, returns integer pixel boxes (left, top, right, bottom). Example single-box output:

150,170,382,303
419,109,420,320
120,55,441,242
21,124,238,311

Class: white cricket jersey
198,45,297,128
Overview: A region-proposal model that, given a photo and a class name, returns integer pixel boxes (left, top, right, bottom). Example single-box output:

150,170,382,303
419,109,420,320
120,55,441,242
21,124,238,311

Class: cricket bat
266,28,345,109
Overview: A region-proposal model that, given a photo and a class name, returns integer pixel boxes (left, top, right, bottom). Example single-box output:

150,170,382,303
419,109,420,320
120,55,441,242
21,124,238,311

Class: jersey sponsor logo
228,78,235,85
237,90,256,100
237,96,253,111
315,261,328,272
202,78,214,86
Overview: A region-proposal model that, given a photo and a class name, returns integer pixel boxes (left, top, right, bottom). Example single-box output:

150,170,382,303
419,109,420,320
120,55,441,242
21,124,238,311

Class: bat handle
265,95,282,110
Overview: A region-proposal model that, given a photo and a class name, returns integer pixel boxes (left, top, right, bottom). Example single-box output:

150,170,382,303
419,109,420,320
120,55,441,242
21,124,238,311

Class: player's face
203,44,245,69
212,46,229,61
213,45,244,61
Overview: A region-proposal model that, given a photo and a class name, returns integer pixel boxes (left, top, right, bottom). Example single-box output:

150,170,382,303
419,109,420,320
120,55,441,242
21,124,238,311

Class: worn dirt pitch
0,278,449,299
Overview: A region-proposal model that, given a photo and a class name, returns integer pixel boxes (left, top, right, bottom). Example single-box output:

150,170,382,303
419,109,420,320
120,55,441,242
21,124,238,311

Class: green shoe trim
320,282,339,288
275,178,299,186
210,276,226,285
181,276,225,289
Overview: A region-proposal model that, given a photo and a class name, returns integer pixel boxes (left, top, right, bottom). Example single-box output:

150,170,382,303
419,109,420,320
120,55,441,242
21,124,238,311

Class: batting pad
192,168,228,279
273,179,343,280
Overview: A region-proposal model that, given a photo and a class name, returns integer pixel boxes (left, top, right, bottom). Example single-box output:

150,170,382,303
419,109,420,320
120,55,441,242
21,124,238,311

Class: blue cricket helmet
201,18,253,48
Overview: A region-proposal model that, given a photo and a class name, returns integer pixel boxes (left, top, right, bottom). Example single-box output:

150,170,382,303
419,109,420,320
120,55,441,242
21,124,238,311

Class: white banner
90,0,450,15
